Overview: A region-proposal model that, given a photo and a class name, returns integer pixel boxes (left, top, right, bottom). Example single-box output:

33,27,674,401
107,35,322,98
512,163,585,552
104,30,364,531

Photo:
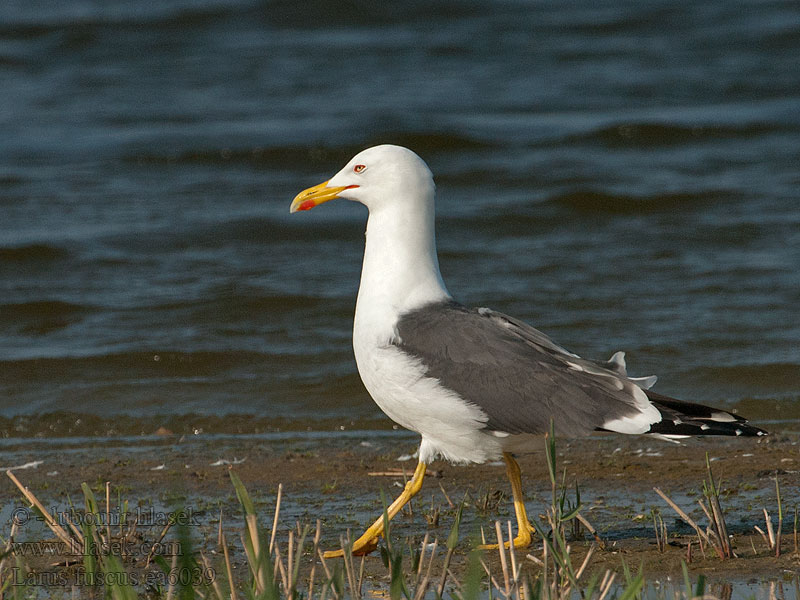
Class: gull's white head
290,145,434,213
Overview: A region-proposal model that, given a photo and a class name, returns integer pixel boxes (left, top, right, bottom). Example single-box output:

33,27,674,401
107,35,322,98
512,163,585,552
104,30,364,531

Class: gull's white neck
354,190,450,342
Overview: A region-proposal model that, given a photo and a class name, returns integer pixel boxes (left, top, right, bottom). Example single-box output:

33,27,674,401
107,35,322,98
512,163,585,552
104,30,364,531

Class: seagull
290,144,767,557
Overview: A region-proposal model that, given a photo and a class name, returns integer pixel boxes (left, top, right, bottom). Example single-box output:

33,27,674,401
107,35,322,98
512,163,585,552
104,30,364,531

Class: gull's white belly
353,337,502,464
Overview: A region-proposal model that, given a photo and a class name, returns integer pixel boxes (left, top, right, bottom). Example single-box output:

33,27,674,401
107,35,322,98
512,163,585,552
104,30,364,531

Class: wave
122,132,494,169
0,243,69,263
571,121,790,148
142,291,355,325
0,300,91,335
261,0,482,29
0,350,287,380
98,215,366,256
0,410,391,439
685,363,800,394
123,144,343,169
362,131,496,153
0,0,252,35
545,189,735,215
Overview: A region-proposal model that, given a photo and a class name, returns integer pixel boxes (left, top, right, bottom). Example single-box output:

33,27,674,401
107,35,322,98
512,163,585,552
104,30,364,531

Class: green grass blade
101,553,138,600
681,561,692,596
546,421,557,486
616,571,645,600
459,549,485,600
694,573,706,598
446,501,465,550
229,471,257,516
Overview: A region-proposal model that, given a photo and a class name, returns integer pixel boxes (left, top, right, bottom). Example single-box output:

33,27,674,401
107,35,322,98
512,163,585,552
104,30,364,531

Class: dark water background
2,0,799,437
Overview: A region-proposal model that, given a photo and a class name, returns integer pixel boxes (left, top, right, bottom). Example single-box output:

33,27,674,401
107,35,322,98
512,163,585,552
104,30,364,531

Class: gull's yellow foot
323,461,427,558
478,452,536,551
478,524,535,550
323,535,379,558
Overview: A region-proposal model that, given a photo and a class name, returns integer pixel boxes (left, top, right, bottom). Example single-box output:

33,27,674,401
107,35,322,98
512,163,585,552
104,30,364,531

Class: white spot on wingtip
711,411,737,423
700,424,710,430
735,429,743,436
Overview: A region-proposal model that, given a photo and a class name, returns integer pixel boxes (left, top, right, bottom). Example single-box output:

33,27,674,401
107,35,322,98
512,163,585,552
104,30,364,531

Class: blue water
1,0,799,434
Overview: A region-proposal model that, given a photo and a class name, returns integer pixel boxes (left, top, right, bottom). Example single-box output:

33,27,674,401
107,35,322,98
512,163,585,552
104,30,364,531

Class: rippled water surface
1,0,799,435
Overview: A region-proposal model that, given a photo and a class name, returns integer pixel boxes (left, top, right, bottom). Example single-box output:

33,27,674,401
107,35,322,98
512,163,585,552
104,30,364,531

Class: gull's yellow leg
479,452,535,550
324,461,427,558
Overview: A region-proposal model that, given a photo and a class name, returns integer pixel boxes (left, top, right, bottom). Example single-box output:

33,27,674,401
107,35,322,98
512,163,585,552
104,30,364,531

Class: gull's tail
644,390,768,438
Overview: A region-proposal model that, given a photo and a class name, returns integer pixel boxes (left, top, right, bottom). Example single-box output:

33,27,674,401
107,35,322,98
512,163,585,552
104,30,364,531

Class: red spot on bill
298,200,316,211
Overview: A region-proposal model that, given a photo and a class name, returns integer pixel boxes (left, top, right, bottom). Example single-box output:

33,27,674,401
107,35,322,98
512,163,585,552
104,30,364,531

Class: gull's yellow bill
290,181,358,213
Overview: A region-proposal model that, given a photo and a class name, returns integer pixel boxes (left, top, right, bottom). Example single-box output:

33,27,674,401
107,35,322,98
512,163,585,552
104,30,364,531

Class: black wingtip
645,389,768,438
647,419,768,438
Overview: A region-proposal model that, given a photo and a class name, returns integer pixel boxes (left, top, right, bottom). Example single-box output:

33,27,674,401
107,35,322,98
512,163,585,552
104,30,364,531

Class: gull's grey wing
393,301,649,436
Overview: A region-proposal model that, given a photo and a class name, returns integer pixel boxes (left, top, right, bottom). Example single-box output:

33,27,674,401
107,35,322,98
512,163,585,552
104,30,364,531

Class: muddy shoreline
2,426,799,591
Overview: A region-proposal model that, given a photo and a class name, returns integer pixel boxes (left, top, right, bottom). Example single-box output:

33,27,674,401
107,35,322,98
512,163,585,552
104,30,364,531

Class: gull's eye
353,164,366,173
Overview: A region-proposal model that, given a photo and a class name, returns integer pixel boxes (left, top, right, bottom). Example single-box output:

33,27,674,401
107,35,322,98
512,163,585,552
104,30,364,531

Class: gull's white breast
352,319,501,464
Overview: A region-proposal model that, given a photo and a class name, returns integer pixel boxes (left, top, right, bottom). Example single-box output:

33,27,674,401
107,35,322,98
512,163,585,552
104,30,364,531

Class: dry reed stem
315,547,338,600
574,544,595,580
478,557,504,597
62,511,84,547
767,519,776,555
308,520,321,600
576,513,605,549
165,552,178,600
315,547,332,579
287,529,294,593
494,521,511,597
272,537,289,595
340,532,360,600
217,507,224,549
597,570,616,600
357,555,366,596
506,521,520,600
652,512,663,552
269,483,283,554
716,499,732,556
200,552,225,600
6,470,80,553
541,532,548,592
436,546,455,597
413,538,438,600
525,553,544,567
126,514,139,545
220,530,238,600
0,520,19,576
245,512,268,594
414,532,430,589
146,515,175,567
439,482,455,508
764,509,776,551
696,499,726,558
775,477,783,558
754,525,770,548
654,487,715,550
105,481,112,549
708,493,732,557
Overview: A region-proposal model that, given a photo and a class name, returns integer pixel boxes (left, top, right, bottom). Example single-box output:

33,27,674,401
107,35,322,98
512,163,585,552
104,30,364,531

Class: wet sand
2,425,799,591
